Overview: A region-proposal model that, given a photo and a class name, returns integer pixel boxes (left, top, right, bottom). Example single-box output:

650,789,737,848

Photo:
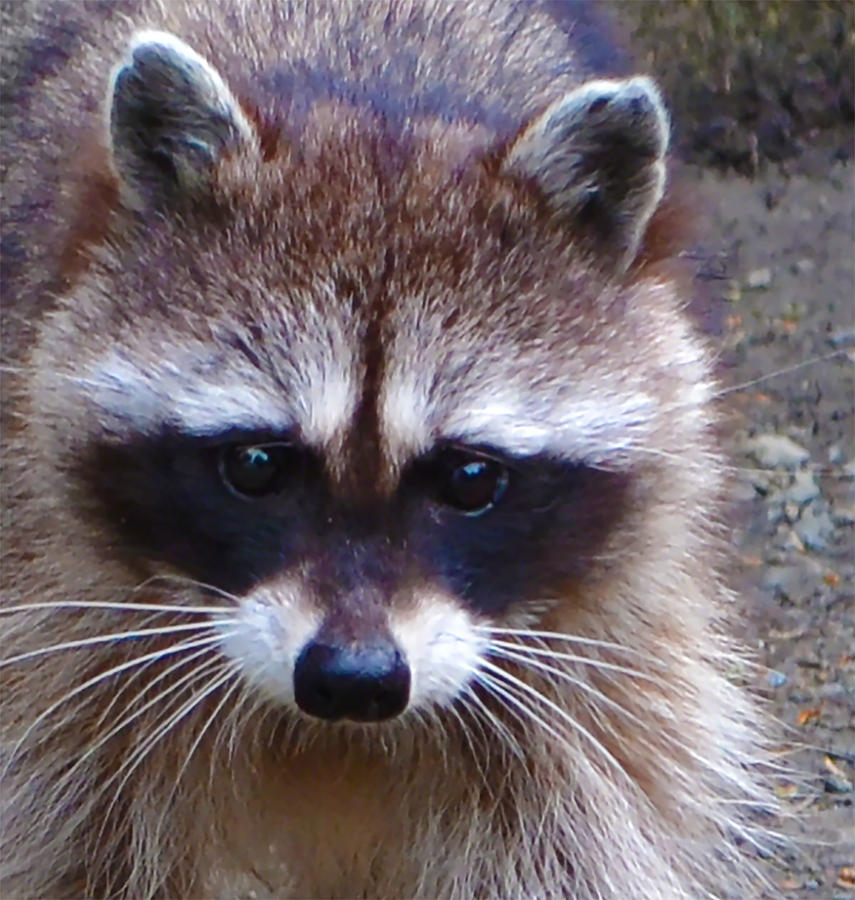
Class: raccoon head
30,32,712,727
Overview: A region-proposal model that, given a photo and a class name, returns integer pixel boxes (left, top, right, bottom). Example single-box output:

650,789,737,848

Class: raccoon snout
293,639,411,722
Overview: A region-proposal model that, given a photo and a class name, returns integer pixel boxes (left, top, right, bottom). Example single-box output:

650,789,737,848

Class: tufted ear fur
504,77,669,271
109,31,258,206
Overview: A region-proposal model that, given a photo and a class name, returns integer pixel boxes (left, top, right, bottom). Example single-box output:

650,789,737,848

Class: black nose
293,640,411,722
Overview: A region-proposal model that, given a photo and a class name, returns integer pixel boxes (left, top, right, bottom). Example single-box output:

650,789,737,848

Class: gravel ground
690,141,854,898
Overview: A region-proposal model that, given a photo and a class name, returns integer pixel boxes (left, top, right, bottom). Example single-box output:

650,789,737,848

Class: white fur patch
379,374,432,459
381,374,656,465
84,348,356,444
218,581,319,707
445,392,656,461
295,360,357,446
390,596,487,710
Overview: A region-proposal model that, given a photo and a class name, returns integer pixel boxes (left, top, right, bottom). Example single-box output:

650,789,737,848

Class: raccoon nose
293,641,411,722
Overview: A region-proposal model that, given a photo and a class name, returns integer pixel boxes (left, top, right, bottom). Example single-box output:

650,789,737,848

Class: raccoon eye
219,444,300,498
435,451,509,516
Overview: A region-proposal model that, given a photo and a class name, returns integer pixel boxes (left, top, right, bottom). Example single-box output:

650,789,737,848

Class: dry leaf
796,707,820,726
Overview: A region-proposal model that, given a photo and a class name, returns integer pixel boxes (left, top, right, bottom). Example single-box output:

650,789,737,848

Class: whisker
470,689,528,764
0,600,235,616
230,691,269,765
485,644,650,731
28,650,225,814
478,626,662,660
95,661,237,844
478,659,631,782
128,574,245,605
474,669,574,755
215,681,255,782
710,350,848,400
441,691,491,784
155,665,244,838
93,642,221,732
0,619,239,668
486,638,668,684
2,633,228,781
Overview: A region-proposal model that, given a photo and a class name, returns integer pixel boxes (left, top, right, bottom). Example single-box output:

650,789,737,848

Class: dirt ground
610,4,853,893
688,141,854,898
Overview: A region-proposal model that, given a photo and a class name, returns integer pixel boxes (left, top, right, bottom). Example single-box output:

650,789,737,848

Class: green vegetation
609,0,854,169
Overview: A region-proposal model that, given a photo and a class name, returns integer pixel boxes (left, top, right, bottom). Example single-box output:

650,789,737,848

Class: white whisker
0,619,239,668
478,659,631,783
477,626,664,662
486,638,668,685
475,669,573,755
459,684,527,765
93,642,223,734
443,693,490,785
485,643,650,731
155,665,244,838
129,574,245,605
2,633,229,781
95,661,237,845
710,350,847,400
27,648,226,814
0,600,235,616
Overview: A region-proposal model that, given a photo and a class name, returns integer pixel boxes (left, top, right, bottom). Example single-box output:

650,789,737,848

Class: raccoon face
31,33,700,725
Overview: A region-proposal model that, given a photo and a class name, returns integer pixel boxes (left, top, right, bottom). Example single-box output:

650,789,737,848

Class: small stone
780,529,806,553
828,444,845,464
731,481,759,503
762,565,796,593
784,502,801,523
793,258,815,275
824,775,853,794
829,328,855,349
832,505,855,526
794,506,835,552
724,280,742,303
743,434,811,469
783,470,821,506
745,468,774,493
745,267,773,289
766,670,788,688
766,501,786,526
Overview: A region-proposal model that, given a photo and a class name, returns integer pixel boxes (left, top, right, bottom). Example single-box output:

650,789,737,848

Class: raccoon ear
109,31,258,205
503,77,669,271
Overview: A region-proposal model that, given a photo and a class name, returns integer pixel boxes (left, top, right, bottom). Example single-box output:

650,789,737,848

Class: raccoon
1,1,773,897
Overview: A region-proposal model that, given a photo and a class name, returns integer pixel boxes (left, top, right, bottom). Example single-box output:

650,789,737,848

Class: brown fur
2,2,774,898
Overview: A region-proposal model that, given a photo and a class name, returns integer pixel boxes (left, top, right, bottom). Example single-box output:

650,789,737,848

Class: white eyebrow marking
443,392,659,461
84,347,358,443
380,371,660,466
84,352,293,434
294,360,357,445
380,374,433,458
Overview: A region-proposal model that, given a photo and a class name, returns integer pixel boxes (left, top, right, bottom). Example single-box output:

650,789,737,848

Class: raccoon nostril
293,641,411,723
